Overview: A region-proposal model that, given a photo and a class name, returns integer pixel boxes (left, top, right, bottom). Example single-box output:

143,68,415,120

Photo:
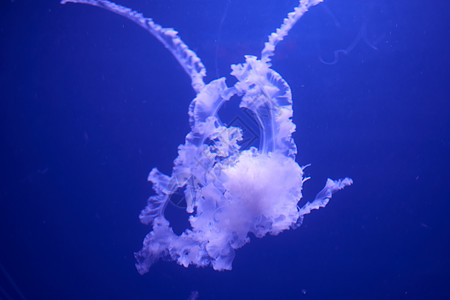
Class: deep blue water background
1,0,450,299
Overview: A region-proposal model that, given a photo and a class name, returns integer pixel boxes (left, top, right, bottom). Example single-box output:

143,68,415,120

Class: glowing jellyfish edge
62,0,353,273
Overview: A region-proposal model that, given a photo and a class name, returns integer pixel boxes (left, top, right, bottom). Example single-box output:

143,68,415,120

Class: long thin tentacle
62,0,206,93
261,0,323,63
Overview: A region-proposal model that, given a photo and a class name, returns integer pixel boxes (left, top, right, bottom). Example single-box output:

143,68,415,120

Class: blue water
1,0,449,299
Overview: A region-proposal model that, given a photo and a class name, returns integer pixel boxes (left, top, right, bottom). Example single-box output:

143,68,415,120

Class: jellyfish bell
62,0,352,273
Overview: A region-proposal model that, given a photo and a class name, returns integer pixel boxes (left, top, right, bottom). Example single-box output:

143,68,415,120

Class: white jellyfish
62,0,353,273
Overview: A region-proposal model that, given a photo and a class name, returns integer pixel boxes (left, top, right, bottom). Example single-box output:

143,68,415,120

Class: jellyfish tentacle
298,178,353,216
261,0,323,63
61,0,206,92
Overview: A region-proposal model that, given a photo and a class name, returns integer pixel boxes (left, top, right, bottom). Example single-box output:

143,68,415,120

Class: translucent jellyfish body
62,0,353,273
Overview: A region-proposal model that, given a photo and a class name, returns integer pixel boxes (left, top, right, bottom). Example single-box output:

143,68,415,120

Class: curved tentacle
62,0,206,93
261,0,323,64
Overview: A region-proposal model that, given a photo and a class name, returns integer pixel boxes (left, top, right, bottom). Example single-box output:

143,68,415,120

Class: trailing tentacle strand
62,0,206,93
261,0,323,63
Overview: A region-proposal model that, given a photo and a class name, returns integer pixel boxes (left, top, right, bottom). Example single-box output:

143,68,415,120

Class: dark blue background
1,0,449,299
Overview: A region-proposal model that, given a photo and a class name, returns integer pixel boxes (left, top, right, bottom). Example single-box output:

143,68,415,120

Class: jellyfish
62,0,353,273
